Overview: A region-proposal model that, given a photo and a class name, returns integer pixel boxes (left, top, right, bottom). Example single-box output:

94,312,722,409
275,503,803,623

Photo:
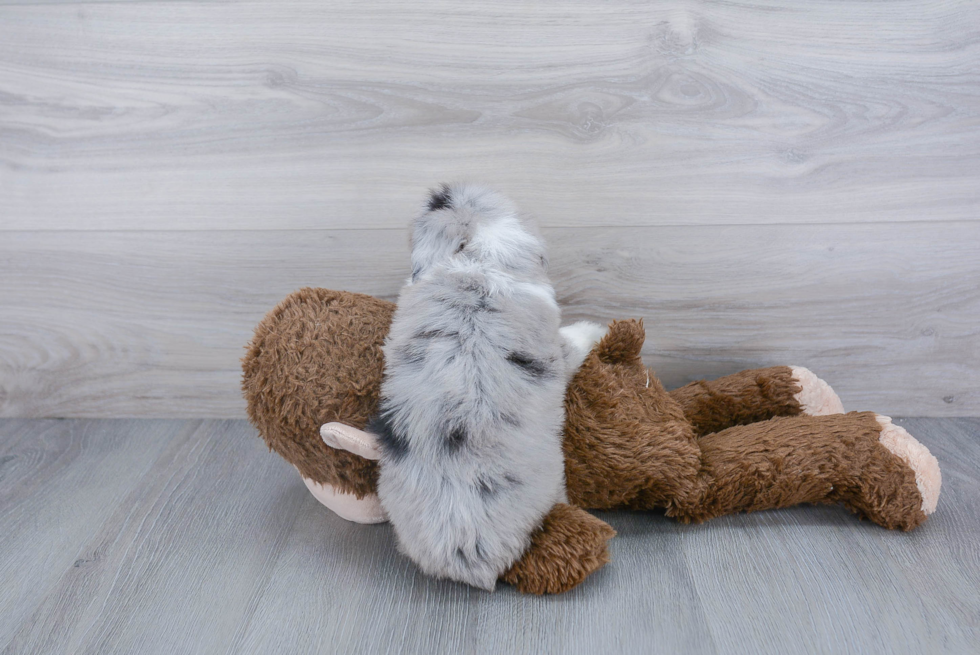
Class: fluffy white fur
375,184,585,590
560,321,609,377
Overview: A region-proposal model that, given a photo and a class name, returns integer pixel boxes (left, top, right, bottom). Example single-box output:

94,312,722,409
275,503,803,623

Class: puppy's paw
560,321,610,375
561,321,608,351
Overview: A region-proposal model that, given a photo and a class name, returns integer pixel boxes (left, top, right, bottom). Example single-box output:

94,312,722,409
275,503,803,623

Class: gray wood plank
899,418,980,614
0,419,194,648
2,420,307,655
1,223,977,418
233,506,720,655
1,1,977,230
681,417,980,655
1,418,977,654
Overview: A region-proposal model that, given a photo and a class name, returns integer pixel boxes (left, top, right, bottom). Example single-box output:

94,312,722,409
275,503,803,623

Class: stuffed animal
242,288,941,594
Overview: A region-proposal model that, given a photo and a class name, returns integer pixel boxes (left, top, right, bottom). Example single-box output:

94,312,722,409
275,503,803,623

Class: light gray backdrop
1,0,977,417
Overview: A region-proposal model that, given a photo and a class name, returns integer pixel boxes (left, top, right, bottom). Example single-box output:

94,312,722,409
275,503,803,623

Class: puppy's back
376,185,568,590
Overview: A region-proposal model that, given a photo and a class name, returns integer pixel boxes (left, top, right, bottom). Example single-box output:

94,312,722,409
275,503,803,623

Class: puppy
372,184,597,590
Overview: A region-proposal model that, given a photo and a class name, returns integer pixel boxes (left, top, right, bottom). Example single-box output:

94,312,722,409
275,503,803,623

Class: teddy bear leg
865,415,941,516
500,504,616,594
669,412,939,530
668,366,842,437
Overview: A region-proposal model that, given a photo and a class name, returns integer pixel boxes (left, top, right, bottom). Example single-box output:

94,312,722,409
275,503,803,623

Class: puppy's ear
426,184,453,212
409,215,433,283
410,184,455,282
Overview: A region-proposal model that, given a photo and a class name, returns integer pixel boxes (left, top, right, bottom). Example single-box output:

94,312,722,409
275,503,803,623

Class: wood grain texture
0,420,196,648
683,419,980,654
0,418,977,654
1,0,978,230
1,420,308,654
1,1,978,417
1,223,977,418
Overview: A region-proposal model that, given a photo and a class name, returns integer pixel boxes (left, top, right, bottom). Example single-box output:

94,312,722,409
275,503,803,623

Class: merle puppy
373,184,602,590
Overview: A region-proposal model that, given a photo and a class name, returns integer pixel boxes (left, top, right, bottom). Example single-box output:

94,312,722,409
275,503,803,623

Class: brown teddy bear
242,288,941,594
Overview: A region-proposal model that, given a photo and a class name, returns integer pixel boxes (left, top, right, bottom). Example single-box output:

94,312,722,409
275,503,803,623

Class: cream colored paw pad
791,366,845,416
875,415,941,515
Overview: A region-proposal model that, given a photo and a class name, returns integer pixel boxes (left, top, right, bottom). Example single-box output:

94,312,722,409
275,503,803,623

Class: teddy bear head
242,288,394,499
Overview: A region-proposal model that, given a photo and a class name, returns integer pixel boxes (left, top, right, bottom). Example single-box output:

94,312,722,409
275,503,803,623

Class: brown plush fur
677,412,927,530
565,320,925,529
563,320,703,510
242,288,930,594
668,366,804,437
501,504,617,594
242,288,394,498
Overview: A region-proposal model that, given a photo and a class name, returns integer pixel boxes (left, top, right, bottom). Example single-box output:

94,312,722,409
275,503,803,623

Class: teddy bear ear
320,423,382,460
594,319,646,365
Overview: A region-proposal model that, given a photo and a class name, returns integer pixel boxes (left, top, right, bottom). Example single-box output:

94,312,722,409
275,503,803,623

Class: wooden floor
1,418,977,654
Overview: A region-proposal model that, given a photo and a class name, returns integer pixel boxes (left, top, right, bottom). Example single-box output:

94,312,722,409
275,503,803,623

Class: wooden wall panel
1,0,978,230
1,1,977,417
1,223,976,418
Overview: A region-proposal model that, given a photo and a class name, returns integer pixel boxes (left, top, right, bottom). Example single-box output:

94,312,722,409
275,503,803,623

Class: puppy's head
410,184,548,283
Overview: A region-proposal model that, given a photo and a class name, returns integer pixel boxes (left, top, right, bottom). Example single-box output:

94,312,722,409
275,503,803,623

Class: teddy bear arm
668,366,810,437
500,504,616,594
